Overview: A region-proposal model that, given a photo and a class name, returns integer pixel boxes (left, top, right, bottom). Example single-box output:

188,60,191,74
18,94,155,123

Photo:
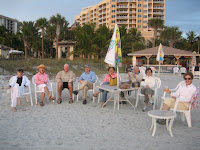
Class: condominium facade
0,14,19,34
75,0,165,40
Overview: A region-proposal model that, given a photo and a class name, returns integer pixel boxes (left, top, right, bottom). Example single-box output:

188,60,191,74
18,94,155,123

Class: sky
0,0,200,37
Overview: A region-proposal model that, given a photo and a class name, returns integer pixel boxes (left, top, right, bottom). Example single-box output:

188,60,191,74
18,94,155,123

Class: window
112,15,115,18
138,20,141,23
107,18,109,20
112,5,115,7
138,15,141,17
138,25,141,28
143,20,147,23
112,10,115,13
111,20,115,23
112,0,115,1
107,8,109,11
143,5,147,8
143,10,147,13
143,26,147,28
107,2,109,5
138,9,141,12
144,0,147,1
107,13,109,15
143,15,147,18
138,4,141,7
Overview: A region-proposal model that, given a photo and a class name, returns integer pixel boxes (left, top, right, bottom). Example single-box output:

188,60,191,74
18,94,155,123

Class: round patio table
148,110,177,137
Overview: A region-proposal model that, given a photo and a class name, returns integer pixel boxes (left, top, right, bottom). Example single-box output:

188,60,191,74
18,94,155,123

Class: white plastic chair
173,67,179,74
139,67,146,78
180,67,187,74
161,81,185,103
164,87,199,127
9,76,33,106
150,67,156,76
55,82,75,100
136,77,161,110
76,75,98,103
32,75,54,104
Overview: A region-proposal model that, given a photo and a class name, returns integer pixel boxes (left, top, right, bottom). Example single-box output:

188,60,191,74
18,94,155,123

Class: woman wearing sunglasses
157,72,196,125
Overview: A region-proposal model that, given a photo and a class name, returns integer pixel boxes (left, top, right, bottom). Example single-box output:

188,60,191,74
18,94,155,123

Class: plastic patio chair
9,76,33,106
32,75,54,104
76,75,98,103
136,77,161,110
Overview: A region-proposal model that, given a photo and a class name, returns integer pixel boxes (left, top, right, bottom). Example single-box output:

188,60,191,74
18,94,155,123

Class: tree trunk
24,40,27,61
56,24,60,60
170,38,173,48
42,28,44,59
153,28,157,47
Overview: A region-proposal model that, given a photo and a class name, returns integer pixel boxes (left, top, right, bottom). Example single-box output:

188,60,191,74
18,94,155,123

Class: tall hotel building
75,0,165,40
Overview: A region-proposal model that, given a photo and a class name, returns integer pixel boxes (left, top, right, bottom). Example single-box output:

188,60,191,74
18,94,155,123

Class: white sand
0,72,200,150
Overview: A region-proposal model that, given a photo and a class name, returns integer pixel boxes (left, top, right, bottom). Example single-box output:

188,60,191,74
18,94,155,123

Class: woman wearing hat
35,64,55,107
7,69,30,112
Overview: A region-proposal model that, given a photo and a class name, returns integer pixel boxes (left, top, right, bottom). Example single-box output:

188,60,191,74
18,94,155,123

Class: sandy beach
0,72,200,150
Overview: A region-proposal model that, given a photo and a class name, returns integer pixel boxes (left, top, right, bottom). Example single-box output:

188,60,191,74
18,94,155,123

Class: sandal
69,98,73,104
49,96,56,100
40,102,44,107
57,98,62,104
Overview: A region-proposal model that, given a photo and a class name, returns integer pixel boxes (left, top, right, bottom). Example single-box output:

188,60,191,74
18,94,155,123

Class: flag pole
159,61,161,75
117,65,119,88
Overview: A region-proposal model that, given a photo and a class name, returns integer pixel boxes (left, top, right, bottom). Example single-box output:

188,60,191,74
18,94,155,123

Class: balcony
117,0,137,2
153,12,164,15
129,16,136,19
117,21,128,24
117,5,128,8
129,5,136,8
153,0,164,4
129,21,136,24
116,16,128,19
129,11,136,14
117,11,128,14
153,6,164,9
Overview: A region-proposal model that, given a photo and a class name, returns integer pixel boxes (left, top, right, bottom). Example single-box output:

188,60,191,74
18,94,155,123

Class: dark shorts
62,82,73,90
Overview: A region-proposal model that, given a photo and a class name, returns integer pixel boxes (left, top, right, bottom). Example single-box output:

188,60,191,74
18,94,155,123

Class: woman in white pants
7,69,30,112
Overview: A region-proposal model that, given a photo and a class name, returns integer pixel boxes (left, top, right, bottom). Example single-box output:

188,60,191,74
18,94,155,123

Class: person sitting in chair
128,66,143,84
56,64,76,104
157,72,196,125
140,68,156,112
73,64,96,105
7,69,30,112
93,66,117,107
35,64,55,107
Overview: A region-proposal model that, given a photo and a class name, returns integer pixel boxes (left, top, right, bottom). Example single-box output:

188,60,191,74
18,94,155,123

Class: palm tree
46,24,56,58
50,13,68,60
35,17,48,59
20,21,38,60
148,18,164,47
160,26,182,48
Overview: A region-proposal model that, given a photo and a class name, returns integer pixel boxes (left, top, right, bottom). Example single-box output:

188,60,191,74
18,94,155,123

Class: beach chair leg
185,111,192,127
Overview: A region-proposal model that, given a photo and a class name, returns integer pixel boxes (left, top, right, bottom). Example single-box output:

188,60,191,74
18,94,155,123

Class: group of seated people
7,63,197,122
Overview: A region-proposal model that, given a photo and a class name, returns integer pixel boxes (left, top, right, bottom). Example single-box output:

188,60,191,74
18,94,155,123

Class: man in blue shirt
73,64,96,104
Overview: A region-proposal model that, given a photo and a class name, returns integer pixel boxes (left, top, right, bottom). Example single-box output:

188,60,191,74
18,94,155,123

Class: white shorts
37,84,50,92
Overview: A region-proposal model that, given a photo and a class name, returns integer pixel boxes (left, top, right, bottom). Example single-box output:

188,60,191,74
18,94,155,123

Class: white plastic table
148,110,177,137
96,85,138,113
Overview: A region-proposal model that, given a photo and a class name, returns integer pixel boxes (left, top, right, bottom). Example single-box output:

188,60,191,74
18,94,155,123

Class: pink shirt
103,73,118,83
35,72,49,86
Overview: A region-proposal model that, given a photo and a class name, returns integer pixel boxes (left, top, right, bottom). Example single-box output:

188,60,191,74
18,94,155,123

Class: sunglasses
184,78,191,80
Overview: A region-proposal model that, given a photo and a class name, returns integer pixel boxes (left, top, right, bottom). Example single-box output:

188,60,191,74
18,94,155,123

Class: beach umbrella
191,51,197,74
156,43,164,74
105,24,122,87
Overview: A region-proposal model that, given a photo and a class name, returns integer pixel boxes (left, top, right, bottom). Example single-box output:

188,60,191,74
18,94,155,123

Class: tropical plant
148,18,164,47
50,13,68,60
35,17,48,59
160,26,182,48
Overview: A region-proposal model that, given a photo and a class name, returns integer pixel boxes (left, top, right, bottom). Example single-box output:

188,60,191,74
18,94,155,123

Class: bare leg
12,107,17,112
58,82,63,99
17,98,21,106
162,103,170,110
41,92,45,103
148,94,151,101
68,82,73,99
44,87,51,97
93,91,101,97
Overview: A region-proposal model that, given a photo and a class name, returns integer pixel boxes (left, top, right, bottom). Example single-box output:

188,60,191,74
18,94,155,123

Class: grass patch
0,58,126,77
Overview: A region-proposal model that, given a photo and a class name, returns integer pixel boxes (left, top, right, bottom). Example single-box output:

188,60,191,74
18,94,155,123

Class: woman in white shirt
157,72,196,125
140,68,156,112
7,69,30,112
